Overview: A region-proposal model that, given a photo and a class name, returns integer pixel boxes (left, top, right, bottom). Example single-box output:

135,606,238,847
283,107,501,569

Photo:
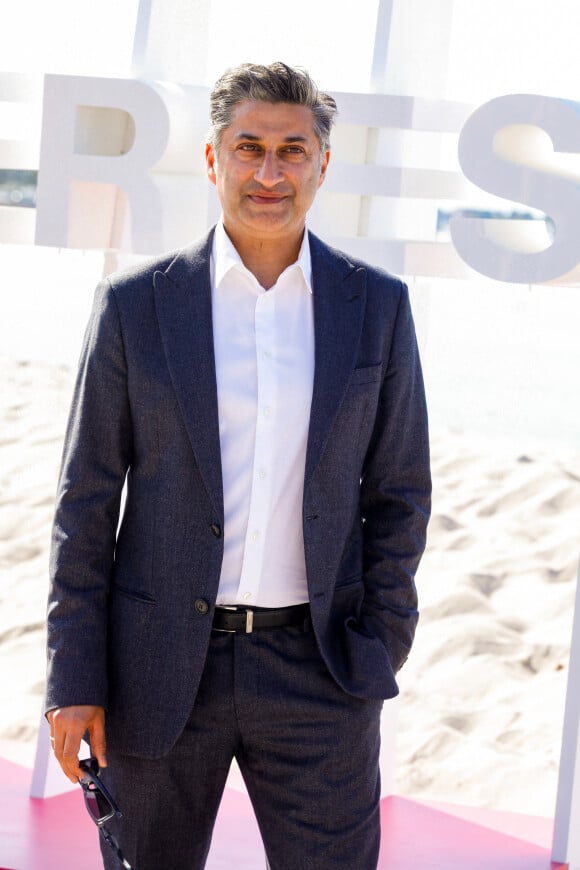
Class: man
46,62,431,869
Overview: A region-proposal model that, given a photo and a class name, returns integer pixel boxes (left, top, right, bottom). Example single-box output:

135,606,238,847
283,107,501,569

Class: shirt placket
236,288,277,604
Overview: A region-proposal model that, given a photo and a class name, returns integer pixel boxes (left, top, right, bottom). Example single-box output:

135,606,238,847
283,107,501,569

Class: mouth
247,193,288,205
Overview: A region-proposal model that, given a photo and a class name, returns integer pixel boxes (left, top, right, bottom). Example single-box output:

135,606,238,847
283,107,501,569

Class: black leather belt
212,603,310,634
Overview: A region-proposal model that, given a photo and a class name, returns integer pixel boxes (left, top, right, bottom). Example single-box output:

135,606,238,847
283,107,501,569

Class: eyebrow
234,133,309,143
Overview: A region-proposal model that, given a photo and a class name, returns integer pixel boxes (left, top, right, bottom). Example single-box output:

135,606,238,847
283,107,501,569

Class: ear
205,143,217,186
317,148,331,189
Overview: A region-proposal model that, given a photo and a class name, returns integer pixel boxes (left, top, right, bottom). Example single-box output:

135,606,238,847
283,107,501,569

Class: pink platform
0,746,566,870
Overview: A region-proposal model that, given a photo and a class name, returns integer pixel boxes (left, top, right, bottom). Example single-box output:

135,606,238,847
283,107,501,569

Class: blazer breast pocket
342,364,383,457
348,363,383,387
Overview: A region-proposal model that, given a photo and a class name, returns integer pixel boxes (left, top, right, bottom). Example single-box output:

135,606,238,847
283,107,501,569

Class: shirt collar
213,219,313,294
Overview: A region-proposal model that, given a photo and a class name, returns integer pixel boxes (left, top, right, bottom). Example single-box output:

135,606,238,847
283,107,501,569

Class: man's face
205,100,330,248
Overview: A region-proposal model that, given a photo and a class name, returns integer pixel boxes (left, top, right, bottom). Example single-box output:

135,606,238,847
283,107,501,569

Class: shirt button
194,599,209,615
251,530,260,541
243,592,252,601
263,407,271,418
258,469,267,480
209,523,222,538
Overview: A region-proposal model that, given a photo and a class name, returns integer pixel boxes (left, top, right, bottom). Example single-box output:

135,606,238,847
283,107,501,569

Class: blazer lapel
153,230,224,519
305,233,367,486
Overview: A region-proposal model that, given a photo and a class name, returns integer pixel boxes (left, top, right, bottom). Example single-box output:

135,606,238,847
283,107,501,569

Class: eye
281,145,307,159
237,142,261,152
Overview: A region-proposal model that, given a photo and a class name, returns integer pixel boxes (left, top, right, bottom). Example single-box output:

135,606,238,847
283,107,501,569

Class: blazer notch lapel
153,239,223,518
305,241,367,486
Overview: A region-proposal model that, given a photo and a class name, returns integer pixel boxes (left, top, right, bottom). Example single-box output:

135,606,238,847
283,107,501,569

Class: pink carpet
0,752,566,869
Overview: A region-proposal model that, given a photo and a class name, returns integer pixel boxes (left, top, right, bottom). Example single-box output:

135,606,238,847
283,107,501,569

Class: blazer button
209,523,222,538
195,599,209,615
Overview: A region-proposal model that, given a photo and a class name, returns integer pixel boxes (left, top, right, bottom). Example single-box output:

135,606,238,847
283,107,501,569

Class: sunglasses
79,757,134,869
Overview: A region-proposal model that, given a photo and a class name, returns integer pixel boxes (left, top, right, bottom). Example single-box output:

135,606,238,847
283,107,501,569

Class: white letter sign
450,94,580,283
35,75,171,251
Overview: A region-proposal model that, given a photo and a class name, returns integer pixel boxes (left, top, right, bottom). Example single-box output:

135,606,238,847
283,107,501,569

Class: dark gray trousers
99,621,383,869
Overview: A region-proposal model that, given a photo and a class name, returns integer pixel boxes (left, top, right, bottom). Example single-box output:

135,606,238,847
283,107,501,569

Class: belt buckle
214,605,254,634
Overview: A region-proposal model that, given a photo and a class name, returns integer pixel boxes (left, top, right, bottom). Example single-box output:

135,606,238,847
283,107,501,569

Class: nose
254,150,283,187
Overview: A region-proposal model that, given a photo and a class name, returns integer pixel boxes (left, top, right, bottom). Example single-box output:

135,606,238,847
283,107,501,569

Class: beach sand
397,431,580,816
1,354,579,818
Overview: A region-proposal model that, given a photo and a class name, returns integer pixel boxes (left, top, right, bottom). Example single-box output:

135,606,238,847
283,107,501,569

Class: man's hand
46,705,107,783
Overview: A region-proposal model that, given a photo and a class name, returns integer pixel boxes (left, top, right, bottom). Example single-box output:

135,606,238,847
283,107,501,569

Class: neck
224,228,305,290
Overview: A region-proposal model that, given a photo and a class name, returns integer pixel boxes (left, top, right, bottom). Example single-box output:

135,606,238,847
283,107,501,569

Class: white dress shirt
211,221,315,607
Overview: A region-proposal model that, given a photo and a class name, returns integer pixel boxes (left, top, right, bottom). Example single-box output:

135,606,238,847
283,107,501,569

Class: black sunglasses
79,757,134,869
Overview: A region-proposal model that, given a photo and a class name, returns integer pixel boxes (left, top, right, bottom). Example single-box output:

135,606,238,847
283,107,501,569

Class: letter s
450,94,580,283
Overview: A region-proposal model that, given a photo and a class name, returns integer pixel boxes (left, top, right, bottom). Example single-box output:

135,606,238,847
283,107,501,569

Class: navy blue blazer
46,229,431,758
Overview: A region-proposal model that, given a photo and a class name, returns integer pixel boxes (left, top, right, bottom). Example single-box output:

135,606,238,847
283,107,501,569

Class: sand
0,359,74,742
397,432,580,816
1,354,579,818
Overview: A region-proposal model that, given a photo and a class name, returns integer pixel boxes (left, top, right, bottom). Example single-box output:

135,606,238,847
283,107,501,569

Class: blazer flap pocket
349,363,383,386
112,584,157,605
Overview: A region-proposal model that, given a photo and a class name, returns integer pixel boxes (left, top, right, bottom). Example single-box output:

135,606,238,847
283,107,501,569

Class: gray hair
208,62,338,154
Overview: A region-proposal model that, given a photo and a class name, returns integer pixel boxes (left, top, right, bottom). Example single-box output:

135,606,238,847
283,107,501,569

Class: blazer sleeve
358,280,431,673
45,279,132,713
